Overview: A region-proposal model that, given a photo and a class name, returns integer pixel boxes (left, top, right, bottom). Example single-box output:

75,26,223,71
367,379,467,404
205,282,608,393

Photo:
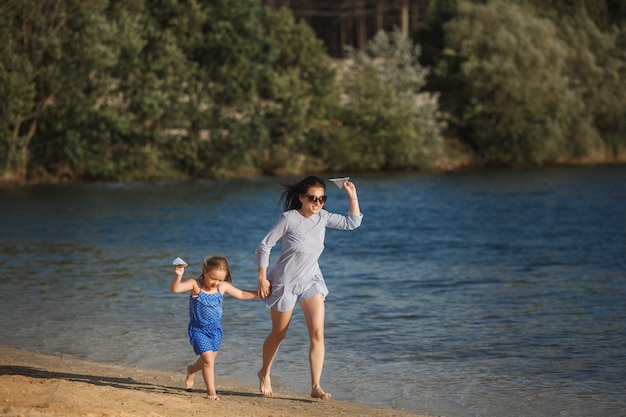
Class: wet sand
0,345,429,417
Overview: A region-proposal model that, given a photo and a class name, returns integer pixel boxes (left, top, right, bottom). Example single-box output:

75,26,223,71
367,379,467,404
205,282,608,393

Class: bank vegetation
1,0,625,183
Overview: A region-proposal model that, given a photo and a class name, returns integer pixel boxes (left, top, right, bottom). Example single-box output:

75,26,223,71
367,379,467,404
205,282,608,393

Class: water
1,166,625,417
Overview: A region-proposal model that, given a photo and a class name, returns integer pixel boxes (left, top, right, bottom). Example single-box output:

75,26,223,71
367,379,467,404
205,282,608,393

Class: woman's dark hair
280,176,326,211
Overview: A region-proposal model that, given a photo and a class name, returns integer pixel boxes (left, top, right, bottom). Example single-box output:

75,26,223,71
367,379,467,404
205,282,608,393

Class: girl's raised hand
175,264,185,279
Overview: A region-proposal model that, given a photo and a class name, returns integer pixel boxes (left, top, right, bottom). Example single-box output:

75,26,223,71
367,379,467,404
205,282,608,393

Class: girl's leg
300,293,331,399
185,357,204,389
258,307,294,397
199,350,219,400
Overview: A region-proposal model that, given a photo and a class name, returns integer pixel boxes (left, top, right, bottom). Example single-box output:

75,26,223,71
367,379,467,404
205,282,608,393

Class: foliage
443,1,581,164
131,0,278,178
413,0,469,136
0,14,35,178
414,0,459,68
420,0,626,165
1,0,625,183
260,7,339,174
556,13,626,156
328,30,444,171
518,0,626,29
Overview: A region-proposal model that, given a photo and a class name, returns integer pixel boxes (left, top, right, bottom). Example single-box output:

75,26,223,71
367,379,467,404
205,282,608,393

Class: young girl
170,255,257,400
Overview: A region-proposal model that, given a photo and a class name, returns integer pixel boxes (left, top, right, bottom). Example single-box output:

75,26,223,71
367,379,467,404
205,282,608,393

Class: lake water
1,165,625,417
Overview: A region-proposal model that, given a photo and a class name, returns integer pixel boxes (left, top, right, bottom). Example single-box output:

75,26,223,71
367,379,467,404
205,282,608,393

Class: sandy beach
0,345,429,417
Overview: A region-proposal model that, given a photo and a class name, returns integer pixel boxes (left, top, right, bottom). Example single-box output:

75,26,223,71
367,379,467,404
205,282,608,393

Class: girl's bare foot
185,365,194,390
311,386,331,399
258,370,274,397
206,393,220,401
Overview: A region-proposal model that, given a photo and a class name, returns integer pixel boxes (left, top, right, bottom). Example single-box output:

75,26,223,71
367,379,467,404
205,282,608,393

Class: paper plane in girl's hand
172,257,188,267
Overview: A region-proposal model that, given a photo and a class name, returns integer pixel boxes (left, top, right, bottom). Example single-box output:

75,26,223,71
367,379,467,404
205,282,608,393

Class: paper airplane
329,177,349,189
172,257,188,267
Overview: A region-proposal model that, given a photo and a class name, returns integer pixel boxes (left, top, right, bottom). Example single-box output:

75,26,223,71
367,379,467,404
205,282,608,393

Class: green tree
0,0,101,181
444,1,590,165
259,7,339,174
413,0,469,138
329,30,444,171
166,0,278,177
520,0,626,29
0,14,35,180
28,0,126,181
21,0,188,181
414,0,459,69
557,13,626,157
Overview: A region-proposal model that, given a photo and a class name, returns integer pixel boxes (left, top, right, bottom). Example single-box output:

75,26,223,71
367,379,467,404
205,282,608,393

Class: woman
255,175,362,399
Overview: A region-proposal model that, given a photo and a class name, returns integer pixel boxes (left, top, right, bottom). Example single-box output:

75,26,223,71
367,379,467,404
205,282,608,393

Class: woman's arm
254,214,289,298
343,180,361,216
257,266,271,298
325,180,363,230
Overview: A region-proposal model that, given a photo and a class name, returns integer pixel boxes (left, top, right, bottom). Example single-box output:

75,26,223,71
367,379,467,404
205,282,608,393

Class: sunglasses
303,194,327,204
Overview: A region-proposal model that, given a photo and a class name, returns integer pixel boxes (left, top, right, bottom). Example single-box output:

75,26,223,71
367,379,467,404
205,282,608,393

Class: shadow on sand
0,365,315,403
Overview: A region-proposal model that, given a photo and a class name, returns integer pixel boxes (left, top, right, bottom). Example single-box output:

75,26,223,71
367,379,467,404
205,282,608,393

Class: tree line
415,0,626,166
1,0,624,183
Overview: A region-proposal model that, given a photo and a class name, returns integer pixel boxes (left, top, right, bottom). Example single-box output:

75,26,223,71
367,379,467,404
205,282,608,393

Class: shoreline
1,158,625,187
0,345,429,417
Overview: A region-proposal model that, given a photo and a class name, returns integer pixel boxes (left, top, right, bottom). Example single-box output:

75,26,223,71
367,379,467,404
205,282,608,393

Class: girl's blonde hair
202,255,232,283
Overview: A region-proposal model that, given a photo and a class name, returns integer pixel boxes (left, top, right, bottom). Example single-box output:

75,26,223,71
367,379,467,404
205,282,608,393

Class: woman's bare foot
258,370,274,397
206,393,220,401
311,386,331,399
185,365,194,390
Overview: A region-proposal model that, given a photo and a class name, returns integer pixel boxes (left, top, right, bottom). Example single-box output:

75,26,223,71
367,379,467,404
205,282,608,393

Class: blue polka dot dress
188,284,223,355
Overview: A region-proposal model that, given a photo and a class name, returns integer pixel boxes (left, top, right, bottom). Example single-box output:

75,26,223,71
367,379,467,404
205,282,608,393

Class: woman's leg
258,307,293,397
300,293,331,399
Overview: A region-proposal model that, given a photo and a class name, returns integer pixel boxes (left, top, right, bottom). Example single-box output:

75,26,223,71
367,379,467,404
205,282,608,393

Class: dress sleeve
324,210,363,230
254,213,289,268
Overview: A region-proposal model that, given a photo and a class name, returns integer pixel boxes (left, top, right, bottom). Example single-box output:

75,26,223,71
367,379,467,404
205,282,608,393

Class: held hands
257,267,271,299
258,278,271,299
